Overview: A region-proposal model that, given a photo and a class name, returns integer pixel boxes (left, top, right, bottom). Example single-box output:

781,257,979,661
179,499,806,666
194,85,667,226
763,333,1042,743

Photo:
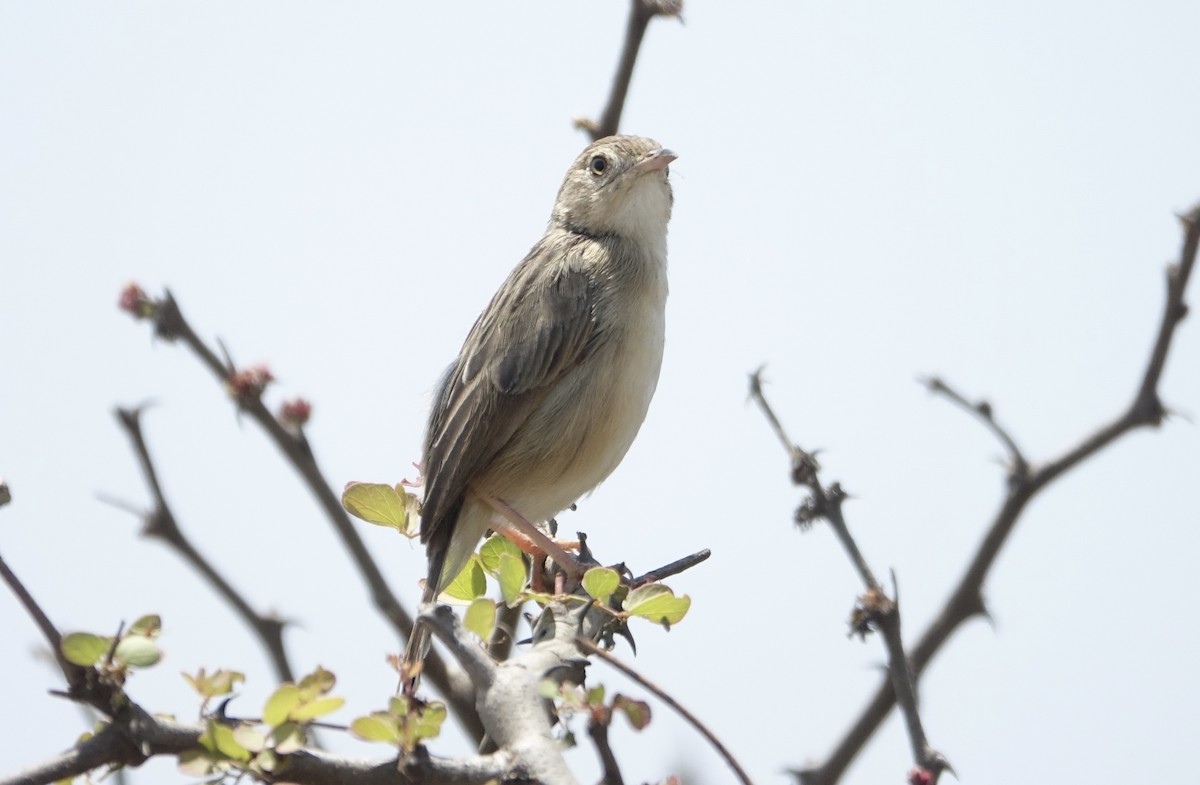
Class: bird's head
552,135,676,247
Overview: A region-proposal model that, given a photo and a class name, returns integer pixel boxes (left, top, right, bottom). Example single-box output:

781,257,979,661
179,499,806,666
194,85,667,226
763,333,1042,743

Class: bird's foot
484,495,586,591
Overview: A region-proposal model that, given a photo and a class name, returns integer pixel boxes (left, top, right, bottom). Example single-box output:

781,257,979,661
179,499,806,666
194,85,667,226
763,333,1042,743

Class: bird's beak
634,148,677,174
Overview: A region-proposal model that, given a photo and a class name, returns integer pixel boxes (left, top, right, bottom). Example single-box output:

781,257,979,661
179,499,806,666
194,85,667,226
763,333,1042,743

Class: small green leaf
586,684,606,707
291,696,345,722
262,684,301,727
623,584,691,627
232,724,266,753
341,482,413,535
350,714,400,744
128,614,162,638
270,722,306,754
478,535,524,575
582,567,621,604
61,632,112,666
205,721,251,761
537,678,562,700
176,749,217,777
254,748,279,774
184,668,245,698
441,556,487,601
411,701,447,741
114,634,161,668
497,552,526,606
297,666,336,699
463,598,497,640
388,695,410,716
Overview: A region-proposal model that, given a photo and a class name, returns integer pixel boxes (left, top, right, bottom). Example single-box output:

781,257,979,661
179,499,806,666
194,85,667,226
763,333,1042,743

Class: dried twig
126,290,481,739
749,379,947,782
588,720,625,785
577,637,754,785
786,202,1200,785
575,0,683,140
111,406,295,683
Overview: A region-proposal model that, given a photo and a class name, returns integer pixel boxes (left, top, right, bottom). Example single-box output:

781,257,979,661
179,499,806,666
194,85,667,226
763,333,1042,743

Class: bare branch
791,205,1200,785
631,548,711,587
0,551,77,687
920,376,1029,479
112,406,295,683
422,602,587,785
750,384,945,781
588,719,625,785
127,290,481,738
577,637,754,785
576,0,682,140
0,703,515,785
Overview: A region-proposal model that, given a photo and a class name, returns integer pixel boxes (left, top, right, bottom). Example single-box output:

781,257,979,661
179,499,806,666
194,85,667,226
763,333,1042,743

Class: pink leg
482,494,583,582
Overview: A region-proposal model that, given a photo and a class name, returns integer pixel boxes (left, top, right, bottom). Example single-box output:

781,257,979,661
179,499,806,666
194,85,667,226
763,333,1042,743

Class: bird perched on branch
403,135,677,687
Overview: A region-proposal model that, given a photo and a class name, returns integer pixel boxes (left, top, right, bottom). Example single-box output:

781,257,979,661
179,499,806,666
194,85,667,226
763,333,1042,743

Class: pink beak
635,148,677,174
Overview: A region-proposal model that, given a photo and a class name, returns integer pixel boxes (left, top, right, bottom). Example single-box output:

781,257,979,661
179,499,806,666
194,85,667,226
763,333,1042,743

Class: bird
403,134,676,686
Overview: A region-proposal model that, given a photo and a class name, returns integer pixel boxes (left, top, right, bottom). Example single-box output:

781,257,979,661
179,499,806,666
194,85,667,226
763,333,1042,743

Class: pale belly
483,307,665,524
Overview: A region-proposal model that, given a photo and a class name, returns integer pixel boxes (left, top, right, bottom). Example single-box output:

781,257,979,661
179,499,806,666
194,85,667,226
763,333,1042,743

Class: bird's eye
589,156,608,176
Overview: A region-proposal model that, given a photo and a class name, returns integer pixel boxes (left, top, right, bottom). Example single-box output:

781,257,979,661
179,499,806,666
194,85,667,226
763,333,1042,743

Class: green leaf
262,684,301,727
537,678,562,700
231,724,266,753
463,598,497,640
297,666,336,699
586,684,606,707
183,668,245,698
291,696,345,722
582,567,621,604
613,694,652,730
61,633,112,666
254,748,279,774
478,535,524,575
388,695,410,716
205,721,251,762
623,584,691,627
350,714,400,744
497,552,526,606
270,722,305,755
128,614,162,638
411,701,447,741
341,482,413,535
441,555,486,601
114,634,161,668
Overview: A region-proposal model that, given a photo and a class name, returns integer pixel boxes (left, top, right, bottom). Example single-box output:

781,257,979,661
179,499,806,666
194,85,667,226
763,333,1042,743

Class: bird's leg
483,494,585,587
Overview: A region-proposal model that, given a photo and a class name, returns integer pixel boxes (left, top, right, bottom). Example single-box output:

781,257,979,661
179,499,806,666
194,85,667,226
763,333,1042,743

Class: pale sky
2,3,1199,784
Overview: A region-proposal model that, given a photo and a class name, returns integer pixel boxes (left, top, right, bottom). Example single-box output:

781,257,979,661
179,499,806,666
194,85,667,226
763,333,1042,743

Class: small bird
404,135,676,684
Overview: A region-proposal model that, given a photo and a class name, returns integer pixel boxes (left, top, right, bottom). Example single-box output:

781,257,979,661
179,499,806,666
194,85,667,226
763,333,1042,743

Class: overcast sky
3,3,1199,784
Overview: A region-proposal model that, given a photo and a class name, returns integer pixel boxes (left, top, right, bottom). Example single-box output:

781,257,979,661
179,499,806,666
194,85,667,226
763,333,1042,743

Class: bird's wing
420,237,606,552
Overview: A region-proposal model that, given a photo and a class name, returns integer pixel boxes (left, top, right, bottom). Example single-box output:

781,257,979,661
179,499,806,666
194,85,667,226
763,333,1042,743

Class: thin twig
751,383,944,781
791,205,1200,785
0,552,72,683
920,376,1029,478
588,720,625,785
631,548,711,587
112,406,295,684
576,637,754,785
135,291,481,739
577,0,682,140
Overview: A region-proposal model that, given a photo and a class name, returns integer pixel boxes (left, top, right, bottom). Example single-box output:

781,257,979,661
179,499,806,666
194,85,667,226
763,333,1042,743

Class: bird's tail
401,539,449,694
401,580,438,695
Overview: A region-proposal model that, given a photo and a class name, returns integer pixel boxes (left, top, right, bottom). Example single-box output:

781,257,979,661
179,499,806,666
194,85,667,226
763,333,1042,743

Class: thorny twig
111,406,295,683
766,202,1200,785
125,289,481,739
577,637,755,785
575,0,683,140
749,375,947,782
